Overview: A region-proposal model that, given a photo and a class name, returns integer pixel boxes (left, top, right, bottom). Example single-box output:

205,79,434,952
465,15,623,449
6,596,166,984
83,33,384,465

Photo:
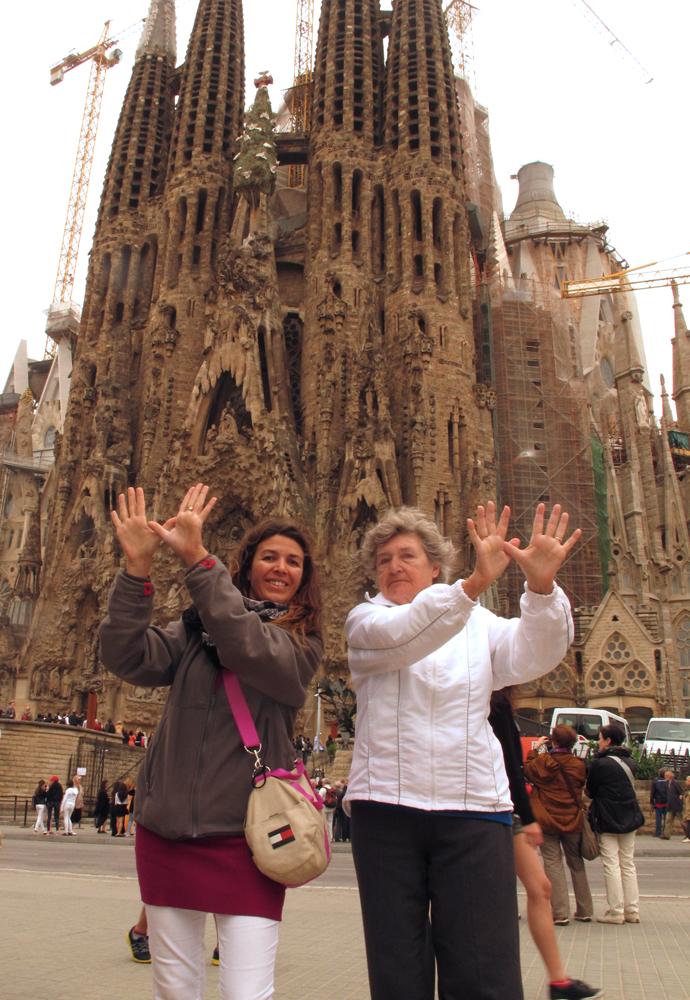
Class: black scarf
181,598,288,654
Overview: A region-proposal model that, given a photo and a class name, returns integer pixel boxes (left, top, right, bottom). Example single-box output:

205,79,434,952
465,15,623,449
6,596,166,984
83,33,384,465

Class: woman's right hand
462,502,521,600
112,487,171,578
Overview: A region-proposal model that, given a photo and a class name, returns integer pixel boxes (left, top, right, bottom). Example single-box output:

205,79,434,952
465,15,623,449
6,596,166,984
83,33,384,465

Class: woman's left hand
148,484,217,567
503,503,581,595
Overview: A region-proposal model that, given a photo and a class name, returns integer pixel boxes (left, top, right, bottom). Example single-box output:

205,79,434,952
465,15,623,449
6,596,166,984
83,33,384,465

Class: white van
549,708,633,758
643,718,690,757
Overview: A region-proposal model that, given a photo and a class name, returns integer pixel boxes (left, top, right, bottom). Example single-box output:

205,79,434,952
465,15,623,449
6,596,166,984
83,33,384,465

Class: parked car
643,717,690,757
549,707,633,758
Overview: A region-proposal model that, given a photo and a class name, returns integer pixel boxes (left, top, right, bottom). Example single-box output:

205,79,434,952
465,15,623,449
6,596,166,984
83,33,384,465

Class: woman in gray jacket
99,484,323,1000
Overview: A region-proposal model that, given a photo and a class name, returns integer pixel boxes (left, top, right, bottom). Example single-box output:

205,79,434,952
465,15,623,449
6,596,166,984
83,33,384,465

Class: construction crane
289,0,315,188
444,1,478,86
562,256,690,298
444,0,652,92
567,0,653,84
46,22,122,359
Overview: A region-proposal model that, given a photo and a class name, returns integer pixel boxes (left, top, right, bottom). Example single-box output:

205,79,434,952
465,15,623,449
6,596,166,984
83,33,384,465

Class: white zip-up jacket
344,579,574,814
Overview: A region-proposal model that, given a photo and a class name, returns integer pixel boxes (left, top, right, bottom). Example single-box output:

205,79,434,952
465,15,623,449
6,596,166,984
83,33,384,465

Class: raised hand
148,483,217,568
462,502,521,601
111,487,172,578
504,503,581,595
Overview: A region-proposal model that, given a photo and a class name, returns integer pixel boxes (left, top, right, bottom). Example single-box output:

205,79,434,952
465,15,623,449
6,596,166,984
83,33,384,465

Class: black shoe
212,947,220,966
550,979,604,999
127,927,151,964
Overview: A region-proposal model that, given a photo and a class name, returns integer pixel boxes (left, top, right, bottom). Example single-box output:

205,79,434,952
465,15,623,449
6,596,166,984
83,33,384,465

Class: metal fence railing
0,796,31,827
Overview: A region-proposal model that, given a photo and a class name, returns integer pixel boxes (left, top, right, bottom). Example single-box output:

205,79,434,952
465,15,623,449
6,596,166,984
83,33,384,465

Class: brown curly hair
230,518,322,642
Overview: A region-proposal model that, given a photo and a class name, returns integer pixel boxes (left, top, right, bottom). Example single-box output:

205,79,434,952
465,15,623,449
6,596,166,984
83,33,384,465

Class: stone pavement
1,831,689,999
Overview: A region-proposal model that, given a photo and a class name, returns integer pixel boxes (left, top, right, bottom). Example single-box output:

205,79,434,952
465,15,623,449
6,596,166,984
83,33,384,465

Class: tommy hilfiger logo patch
268,825,295,849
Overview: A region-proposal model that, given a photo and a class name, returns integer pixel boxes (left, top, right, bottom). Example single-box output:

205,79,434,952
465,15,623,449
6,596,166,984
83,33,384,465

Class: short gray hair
360,507,457,584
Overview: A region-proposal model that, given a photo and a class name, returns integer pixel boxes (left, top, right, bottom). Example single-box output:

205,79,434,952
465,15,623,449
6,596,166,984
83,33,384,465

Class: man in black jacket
650,768,668,837
586,725,644,924
45,776,63,835
661,770,684,839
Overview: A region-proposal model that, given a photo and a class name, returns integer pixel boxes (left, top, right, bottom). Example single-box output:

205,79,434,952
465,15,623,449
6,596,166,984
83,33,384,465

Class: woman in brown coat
524,724,593,925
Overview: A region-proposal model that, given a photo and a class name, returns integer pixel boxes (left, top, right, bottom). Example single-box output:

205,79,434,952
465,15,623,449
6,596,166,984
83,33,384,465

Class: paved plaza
1,827,689,999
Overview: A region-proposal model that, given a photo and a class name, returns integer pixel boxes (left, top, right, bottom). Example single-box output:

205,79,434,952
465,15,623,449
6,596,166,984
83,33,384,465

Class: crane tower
45,22,121,359
289,0,315,188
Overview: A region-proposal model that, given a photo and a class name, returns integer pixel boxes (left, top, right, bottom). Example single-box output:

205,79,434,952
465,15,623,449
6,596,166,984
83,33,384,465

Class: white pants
598,831,639,918
146,905,279,1000
325,808,334,840
34,804,46,832
62,804,74,835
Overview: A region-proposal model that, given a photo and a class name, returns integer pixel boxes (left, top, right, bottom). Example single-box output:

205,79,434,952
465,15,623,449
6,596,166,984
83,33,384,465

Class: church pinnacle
136,0,177,62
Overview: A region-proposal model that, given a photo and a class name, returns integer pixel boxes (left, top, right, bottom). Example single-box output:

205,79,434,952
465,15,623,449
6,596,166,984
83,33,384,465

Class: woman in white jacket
345,502,580,1000
60,780,79,836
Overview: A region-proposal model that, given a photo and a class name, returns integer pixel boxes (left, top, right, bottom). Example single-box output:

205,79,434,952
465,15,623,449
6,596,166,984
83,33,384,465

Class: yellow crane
562,256,690,298
46,22,122,358
289,0,315,189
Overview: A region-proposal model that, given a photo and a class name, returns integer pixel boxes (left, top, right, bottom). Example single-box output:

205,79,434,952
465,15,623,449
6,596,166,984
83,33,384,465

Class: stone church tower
16,0,495,728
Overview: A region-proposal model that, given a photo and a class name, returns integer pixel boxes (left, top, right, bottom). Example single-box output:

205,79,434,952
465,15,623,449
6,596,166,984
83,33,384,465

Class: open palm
111,488,172,576
467,502,521,592
148,483,217,567
504,504,581,595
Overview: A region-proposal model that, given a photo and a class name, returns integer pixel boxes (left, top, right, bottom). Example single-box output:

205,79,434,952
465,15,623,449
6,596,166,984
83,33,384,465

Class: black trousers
351,802,523,1000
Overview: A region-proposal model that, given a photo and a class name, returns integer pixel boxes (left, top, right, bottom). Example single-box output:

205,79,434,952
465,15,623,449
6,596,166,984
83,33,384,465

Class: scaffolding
488,277,604,615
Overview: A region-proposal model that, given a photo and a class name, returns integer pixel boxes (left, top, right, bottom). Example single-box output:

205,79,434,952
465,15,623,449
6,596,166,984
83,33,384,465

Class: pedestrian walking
126,780,137,836
94,779,109,833
344,501,580,1000
661,770,684,839
114,781,129,836
524,727,594,926
61,780,79,835
650,768,668,837
586,724,645,924
72,775,84,828
33,779,47,833
99,484,323,1000
321,782,337,841
490,691,602,1000
45,776,63,834
683,776,690,842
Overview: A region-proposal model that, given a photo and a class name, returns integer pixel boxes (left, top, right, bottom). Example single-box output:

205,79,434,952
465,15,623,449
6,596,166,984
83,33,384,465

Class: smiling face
248,534,305,604
376,532,440,605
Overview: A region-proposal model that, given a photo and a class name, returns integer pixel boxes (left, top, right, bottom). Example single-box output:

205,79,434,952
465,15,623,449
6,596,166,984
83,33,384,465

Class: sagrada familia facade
1,0,689,734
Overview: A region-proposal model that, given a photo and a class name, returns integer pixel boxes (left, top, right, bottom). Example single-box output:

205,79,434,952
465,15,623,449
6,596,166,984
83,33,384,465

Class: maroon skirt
135,824,285,920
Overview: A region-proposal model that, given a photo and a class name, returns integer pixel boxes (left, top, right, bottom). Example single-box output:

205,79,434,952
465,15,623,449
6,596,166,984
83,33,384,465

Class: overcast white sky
1,0,687,413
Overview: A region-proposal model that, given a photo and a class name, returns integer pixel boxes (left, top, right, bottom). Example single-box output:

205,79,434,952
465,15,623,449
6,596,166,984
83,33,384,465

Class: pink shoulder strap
221,670,261,749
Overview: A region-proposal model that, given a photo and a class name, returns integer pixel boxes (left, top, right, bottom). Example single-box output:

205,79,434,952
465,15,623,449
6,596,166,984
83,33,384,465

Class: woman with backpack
99,484,323,1000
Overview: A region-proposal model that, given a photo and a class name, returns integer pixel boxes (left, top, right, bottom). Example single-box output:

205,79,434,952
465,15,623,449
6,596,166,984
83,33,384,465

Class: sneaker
554,917,570,926
683,838,690,843
127,927,151,964
212,947,220,967
574,915,592,922
625,915,640,923
549,979,604,999
597,912,624,925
